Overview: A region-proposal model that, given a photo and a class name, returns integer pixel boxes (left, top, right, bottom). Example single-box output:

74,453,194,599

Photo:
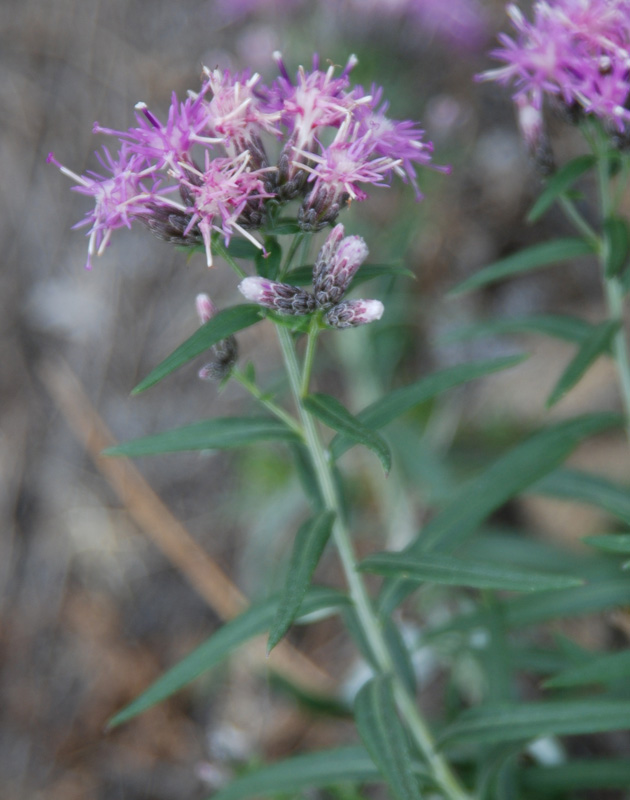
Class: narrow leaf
256,236,281,279
209,746,431,800
132,305,262,394
412,414,621,556
360,552,582,592
305,392,391,474
439,700,630,746
331,355,526,460
355,677,422,800
534,468,630,526
104,417,300,458
222,238,260,260
603,216,630,277
107,586,347,728
440,315,595,346
267,511,336,653
521,760,630,791
544,650,630,688
546,320,619,407
583,533,630,554
449,238,595,296
378,414,621,615
527,155,596,222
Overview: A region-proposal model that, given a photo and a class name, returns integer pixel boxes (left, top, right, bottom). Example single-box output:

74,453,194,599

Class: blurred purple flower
479,0,630,133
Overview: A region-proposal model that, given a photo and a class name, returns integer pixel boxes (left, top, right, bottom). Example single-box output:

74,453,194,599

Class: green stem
593,132,630,439
276,324,471,800
232,367,305,439
279,233,305,279
558,195,598,246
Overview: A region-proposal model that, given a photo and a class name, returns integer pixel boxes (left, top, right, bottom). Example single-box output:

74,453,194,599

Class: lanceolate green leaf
104,417,300,457
546,320,620,407
411,414,621,556
305,393,391,474
107,586,347,729
439,578,630,633
449,238,596,296
520,760,630,791
359,552,582,592
331,355,526,460
440,315,595,346
208,746,431,800
439,700,630,747
603,216,630,277
267,510,336,654
544,650,630,688
378,414,621,614
533,468,630,526
354,677,422,800
527,154,596,222
132,304,263,394
583,533,630,553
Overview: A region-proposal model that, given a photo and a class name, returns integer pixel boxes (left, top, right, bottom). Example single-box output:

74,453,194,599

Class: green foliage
267,510,335,653
449,238,596,295
526,154,596,222
354,677,424,800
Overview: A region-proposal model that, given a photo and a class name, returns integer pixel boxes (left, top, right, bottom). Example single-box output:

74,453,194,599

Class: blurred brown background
3,1,629,798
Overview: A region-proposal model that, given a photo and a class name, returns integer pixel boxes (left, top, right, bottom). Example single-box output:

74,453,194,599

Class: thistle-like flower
478,0,630,137
238,277,317,314
313,227,369,308
325,299,384,328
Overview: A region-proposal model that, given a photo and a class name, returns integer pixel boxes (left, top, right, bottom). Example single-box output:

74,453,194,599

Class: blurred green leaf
449,238,595,296
265,219,301,236
267,510,335,654
544,649,630,688
360,552,582,592
208,746,431,800
132,305,262,394
534,468,630,526
107,586,347,728
256,236,282,279
305,392,391,474
440,315,595,346
412,414,621,556
104,417,300,457
331,355,527,460
583,533,630,553
354,677,422,800
546,320,619,407
527,155,596,222
222,238,261,260
603,216,630,277
520,760,630,791
439,699,630,746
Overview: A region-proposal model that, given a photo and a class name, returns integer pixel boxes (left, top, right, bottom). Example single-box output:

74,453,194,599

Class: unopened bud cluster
239,224,383,329
195,294,238,380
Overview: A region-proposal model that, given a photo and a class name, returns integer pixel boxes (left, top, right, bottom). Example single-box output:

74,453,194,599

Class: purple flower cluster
238,224,384,328
479,0,630,147
49,53,441,270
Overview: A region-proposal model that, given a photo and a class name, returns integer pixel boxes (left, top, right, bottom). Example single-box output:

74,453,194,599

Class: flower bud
195,293,237,380
313,235,369,308
239,276,317,315
325,299,384,328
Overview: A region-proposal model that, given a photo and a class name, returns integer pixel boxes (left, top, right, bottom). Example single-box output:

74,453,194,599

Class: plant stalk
276,323,471,800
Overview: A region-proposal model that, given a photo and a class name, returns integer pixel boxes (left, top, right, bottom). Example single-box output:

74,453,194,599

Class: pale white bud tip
196,293,215,324
238,276,266,303
362,300,384,322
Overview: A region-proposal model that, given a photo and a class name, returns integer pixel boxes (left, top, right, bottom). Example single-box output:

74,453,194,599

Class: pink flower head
354,84,448,199
479,0,630,132
313,232,369,307
238,276,317,314
180,151,275,266
94,93,218,176
266,52,364,152
47,146,175,269
325,298,384,328
198,67,281,160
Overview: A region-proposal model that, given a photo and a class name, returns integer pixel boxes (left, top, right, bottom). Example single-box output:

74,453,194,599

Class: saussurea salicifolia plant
50,44,630,800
